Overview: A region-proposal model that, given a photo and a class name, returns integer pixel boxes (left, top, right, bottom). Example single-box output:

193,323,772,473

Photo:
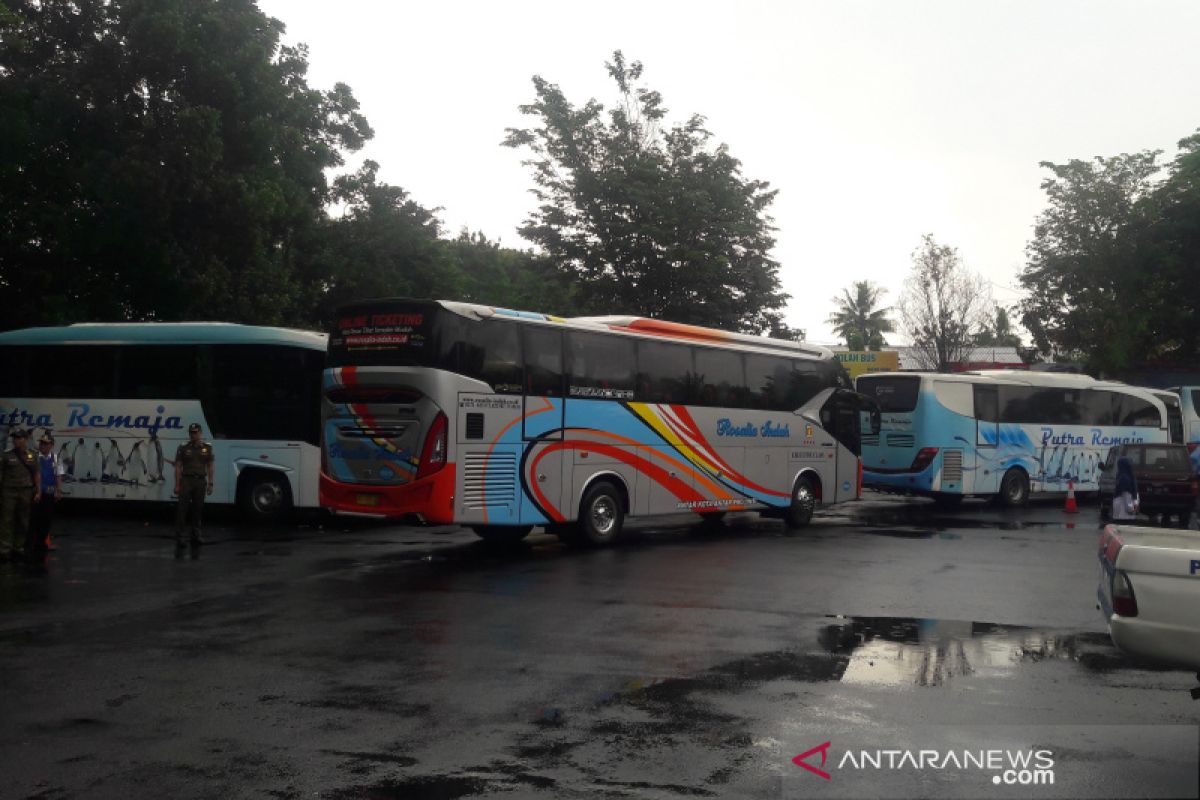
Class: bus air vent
861,433,880,447
942,450,963,482
886,433,915,447
465,413,485,440
461,452,518,510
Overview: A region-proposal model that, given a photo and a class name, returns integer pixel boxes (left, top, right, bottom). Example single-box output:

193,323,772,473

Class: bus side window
694,348,746,408
635,340,693,404
567,332,636,400
522,326,563,397
745,355,793,411
1116,395,1161,427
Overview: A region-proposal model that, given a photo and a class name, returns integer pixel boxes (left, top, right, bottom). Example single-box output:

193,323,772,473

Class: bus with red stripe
320,299,878,545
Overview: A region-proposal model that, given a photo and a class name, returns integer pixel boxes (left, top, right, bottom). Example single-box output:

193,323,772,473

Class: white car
1097,524,1200,697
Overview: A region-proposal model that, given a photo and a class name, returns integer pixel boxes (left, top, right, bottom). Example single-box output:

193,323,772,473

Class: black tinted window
973,385,999,422
117,346,199,400
27,346,119,398
636,341,694,404
522,326,563,397
1115,394,1161,427
567,332,636,400
745,355,795,410
0,347,30,396
857,376,920,413
457,319,522,394
999,386,1082,424
694,348,746,407
1083,390,1116,425
204,346,322,443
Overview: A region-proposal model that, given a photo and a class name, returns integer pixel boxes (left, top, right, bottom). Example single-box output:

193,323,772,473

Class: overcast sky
256,0,1200,345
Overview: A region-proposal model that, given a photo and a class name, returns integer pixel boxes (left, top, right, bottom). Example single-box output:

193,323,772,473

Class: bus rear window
328,302,435,367
857,376,920,413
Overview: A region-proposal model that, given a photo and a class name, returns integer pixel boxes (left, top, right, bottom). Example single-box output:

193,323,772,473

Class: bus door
816,389,874,502
520,326,566,519
972,385,999,494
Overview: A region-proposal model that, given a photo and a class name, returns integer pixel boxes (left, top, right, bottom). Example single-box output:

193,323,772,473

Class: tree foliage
973,305,1023,348
827,280,894,350
0,0,372,327
1017,153,1162,373
503,51,788,334
899,235,991,372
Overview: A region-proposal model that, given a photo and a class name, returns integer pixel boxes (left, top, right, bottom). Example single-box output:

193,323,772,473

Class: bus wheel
784,475,817,530
471,525,533,544
239,471,292,521
999,468,1029,508
577,481,624,546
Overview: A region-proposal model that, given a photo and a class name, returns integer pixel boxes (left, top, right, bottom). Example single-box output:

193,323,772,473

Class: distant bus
0,323,327,519
856,370,1179,507
320,299,879,544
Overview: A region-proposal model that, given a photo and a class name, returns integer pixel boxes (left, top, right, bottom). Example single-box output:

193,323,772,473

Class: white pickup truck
1097,524,1200,698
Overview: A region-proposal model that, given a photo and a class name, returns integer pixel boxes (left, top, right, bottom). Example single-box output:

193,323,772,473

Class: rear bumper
320,466,456,523
1109,615,1200,670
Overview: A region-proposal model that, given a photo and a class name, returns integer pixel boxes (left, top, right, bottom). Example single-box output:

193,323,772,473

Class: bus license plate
356,494,380,507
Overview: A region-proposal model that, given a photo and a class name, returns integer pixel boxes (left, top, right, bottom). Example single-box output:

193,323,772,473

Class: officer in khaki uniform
174,423,214,547
1,429,40,560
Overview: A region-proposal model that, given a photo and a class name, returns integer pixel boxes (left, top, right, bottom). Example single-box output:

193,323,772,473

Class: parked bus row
5,306,1200,524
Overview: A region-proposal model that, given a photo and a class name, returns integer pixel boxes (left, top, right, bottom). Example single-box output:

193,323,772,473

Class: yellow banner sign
835,350,899,380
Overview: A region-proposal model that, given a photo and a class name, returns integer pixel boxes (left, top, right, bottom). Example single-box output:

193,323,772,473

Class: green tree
899,235,991,372
827,280,894,350
503,51,788,334
973,305,1023,348
0,0,371,328
294,161,454,327
1017,153,1162,372
448,231,580,315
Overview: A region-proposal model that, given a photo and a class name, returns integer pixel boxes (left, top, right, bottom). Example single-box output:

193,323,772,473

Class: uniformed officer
1,429,40,561
174,423,214,547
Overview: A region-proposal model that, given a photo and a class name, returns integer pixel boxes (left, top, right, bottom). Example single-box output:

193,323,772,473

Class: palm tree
827,281,895,350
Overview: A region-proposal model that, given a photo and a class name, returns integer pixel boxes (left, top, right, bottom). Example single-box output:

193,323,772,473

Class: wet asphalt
1,496,1198,799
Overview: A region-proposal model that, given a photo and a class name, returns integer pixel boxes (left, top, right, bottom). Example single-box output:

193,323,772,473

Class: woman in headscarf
1112,456,1139,522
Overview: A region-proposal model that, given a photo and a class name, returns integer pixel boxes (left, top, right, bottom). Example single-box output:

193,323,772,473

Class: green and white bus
0,323,326,519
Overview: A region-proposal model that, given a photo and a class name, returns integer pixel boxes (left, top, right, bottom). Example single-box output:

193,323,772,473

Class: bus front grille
942,450,963,482
886,434,915,447
461,452,518,509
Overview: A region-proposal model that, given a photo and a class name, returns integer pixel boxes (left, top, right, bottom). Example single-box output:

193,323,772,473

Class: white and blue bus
320,299,879,544
0,323,327,519
856,370,1182,507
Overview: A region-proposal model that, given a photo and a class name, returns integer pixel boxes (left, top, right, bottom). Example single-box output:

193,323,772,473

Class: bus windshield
857,375,921,413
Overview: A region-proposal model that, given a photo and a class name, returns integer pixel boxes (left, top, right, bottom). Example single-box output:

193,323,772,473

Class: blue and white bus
856,371,1181,507
0,323,326,519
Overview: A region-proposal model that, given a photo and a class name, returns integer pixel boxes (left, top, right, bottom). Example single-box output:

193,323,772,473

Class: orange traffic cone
1064,481,1078,514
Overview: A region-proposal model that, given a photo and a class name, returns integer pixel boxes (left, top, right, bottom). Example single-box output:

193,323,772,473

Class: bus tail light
910,447,939,472
417,412,448,480
1111,569,1138,617
1191,479,1199,497
857,458,863,499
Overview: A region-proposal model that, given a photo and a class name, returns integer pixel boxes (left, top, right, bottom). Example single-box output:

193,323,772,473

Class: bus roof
0,323,327,350
858,370,1165,398
424,300,834,360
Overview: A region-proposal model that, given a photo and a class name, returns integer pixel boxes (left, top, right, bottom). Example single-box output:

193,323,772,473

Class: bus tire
471,525,532,544
576,480,624,546
238,470,293,522
784,475,817,530
999,468,1029,508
